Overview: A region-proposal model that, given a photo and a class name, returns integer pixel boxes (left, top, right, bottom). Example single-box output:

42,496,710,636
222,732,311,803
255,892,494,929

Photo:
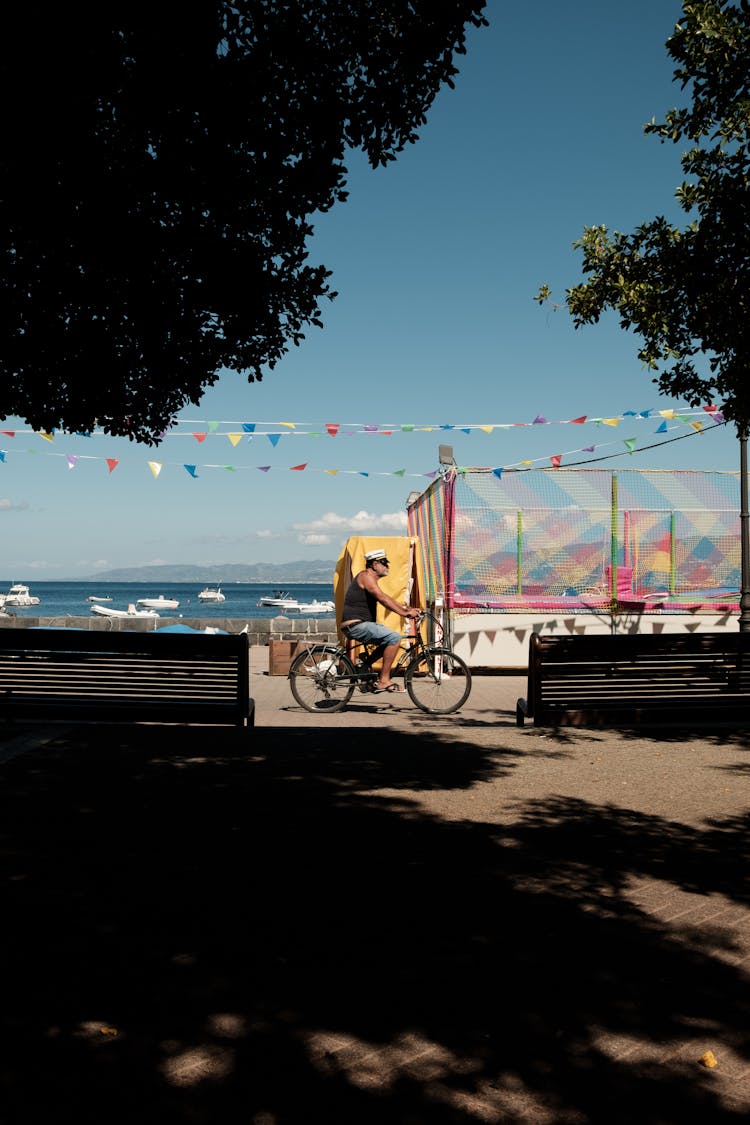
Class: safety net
407,468,741,613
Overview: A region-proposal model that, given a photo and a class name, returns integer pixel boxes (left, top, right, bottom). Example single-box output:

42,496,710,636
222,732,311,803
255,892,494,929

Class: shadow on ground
0,723,748,1124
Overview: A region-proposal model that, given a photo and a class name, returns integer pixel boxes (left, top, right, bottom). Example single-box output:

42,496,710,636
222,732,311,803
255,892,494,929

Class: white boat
198,584,225,602
258,590,335,614
257,589,295,607
135,595,180,610
3,582,41,607
86,595,112,602
90,603,160,618
292,599,336,614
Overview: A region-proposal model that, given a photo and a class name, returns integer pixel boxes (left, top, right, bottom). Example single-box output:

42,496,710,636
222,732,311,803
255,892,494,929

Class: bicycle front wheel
404,646,472,715
289,646,356,713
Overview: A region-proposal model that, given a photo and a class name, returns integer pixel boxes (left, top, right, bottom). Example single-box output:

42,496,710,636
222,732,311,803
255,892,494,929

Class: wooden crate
268,639,303,676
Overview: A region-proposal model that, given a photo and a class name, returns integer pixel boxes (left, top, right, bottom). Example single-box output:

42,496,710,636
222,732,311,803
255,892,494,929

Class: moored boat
90,603,160,618
135,595,180,610
258,589,294,607
3,582,41,607
293,599,336,614
258,591,335,614
198,584,225,602
86,595,112,602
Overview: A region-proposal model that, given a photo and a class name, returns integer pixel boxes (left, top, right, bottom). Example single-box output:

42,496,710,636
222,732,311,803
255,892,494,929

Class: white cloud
292,509,408,535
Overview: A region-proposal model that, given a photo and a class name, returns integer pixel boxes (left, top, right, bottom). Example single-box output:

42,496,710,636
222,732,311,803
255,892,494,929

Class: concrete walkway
0,646,747,1123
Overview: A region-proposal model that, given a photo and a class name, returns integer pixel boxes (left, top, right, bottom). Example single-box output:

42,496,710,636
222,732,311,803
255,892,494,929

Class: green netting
407,468,741,612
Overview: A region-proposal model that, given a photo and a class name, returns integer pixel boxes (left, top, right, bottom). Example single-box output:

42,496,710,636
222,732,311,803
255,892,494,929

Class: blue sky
2,0,740,579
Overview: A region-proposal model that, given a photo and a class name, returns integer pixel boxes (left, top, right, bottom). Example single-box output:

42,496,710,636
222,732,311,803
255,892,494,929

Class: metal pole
739,425,750,632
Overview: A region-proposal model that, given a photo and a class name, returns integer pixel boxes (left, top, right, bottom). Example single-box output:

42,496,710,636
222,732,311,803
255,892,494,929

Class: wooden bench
0,628,255,730
516,630,750,727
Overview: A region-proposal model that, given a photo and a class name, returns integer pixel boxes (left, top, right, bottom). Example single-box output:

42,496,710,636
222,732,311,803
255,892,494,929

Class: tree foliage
0,2,487,443
536,1,750,429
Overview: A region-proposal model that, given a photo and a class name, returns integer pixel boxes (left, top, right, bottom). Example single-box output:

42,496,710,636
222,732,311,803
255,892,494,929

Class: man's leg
375,642,401,689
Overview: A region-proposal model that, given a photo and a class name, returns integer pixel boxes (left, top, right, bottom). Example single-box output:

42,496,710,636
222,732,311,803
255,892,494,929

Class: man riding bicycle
340,547,420,693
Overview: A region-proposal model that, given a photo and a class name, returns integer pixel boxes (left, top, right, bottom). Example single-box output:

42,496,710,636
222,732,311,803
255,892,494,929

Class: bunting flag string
0,415,727,480
0,404,725,443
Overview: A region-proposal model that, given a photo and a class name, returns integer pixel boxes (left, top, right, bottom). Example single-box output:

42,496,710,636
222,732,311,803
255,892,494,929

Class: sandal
374,683,407,694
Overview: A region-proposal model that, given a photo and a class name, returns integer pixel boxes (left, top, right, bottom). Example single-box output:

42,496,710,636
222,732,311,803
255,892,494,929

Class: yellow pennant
478,425,494,434
227,433,243,446
147,461,162,479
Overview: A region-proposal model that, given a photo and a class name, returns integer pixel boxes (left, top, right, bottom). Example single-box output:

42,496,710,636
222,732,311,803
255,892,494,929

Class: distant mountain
84,561,337,583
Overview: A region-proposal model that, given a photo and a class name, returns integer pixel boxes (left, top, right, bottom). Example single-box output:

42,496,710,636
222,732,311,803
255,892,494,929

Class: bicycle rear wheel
289,646,356,713
404,646,472,714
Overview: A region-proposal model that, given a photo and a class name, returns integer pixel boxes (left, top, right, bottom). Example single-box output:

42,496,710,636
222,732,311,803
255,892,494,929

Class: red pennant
106,458,119,473
325,423,340,436
290,463,307,471
550,454,562,468
0,430,15,437
570,416,587,424
193,432,207,442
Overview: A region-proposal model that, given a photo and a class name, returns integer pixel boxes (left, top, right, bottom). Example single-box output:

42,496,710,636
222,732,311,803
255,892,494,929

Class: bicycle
287,608,472,715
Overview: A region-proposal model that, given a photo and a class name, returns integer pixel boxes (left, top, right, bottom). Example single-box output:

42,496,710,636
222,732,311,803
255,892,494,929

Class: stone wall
0,615,339,646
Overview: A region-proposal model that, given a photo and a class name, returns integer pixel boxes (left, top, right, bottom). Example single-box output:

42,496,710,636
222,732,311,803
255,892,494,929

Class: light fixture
406,491,421,507
438,444,455,465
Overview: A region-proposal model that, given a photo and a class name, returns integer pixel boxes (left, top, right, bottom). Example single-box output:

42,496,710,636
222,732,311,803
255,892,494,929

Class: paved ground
0,646,748,1123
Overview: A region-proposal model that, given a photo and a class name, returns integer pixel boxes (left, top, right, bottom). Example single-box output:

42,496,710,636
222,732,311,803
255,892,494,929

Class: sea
0,581,337,621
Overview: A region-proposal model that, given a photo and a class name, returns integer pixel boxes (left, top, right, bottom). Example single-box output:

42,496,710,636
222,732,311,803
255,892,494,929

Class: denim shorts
344,620,401,648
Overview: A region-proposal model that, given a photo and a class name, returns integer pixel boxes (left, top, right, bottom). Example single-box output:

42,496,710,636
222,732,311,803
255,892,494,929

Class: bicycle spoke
289,646,355,713
405,647,472,714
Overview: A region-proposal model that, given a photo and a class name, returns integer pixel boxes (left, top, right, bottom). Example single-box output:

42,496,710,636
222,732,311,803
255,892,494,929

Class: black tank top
342,574,376,622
